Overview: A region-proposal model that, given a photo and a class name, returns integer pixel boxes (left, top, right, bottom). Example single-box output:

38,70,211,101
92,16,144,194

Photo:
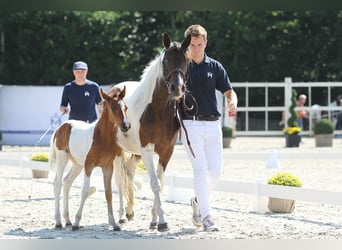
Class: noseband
164,68,186,93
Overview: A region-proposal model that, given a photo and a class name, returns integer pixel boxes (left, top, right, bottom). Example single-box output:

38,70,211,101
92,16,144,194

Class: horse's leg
124,156,138,220
116,154,139,223
102,166,121,231
141,149,168,231
53,150,69,229
114,156,127,224
62,162,83,226
72,166,96,230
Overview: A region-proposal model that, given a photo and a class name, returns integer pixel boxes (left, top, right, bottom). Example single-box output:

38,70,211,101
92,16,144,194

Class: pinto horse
113,33,191,232
51,86,133,231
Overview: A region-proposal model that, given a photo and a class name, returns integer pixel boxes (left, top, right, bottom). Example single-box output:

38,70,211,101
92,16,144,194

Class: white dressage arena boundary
1,150,342,213
162,150,342,212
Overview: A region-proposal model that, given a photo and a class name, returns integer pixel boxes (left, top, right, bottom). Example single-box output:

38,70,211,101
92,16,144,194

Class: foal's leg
62,163,83,226
53,151,69,229
102,166,121,231
72,166,96,230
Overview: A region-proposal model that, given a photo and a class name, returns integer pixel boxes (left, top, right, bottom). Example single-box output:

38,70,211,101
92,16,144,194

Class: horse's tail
114,152,141,202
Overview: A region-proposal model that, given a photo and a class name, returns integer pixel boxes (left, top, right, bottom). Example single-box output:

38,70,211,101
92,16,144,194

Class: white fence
162,150,342,212
1,81,342,146
231,78,342,136
1,150,342,213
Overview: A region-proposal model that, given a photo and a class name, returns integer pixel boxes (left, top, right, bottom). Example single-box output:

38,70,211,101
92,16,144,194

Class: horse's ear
182,34,191,52
119,85,126,99
100,88,110,100
100,88,105,98
163,33,171,49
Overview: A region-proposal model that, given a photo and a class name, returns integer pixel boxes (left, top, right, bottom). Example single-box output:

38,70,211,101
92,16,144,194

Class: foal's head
162,33,191,101
100,86,131,132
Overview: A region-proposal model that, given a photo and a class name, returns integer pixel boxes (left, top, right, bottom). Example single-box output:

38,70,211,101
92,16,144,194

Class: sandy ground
1,136,342,239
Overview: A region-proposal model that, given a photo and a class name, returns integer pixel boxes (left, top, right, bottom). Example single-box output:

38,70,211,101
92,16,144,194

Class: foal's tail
48,122,71,171
48,130,57,171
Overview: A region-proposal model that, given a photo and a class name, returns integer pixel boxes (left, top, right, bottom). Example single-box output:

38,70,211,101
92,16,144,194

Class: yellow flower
283,126,301,135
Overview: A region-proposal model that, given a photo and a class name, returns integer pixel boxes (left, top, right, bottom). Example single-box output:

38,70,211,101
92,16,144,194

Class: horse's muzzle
120,122,131,133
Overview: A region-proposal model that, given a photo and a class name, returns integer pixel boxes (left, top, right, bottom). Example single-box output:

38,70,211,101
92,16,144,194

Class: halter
163,68,186,93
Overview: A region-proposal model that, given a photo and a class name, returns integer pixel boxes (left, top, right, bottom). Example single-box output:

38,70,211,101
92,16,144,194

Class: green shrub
222,126,233,138
313,118,334,135
267,172,302,187
287,89,299,128
30,153,49,162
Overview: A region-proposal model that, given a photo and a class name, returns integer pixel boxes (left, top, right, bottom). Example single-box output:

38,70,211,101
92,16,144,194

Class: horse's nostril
170,85,176,92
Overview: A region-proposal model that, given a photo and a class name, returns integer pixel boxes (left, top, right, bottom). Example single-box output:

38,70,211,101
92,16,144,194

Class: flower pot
223,137,232,148
314,134,333,147
23,158,49,178
285,134,300,147
32,169,49,178
268,197,295,213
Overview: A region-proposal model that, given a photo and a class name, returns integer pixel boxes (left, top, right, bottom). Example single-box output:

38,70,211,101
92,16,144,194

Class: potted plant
267,172,302,213
283,89,301,147
222,126,233,148
30,153,49,178
313,118,334,147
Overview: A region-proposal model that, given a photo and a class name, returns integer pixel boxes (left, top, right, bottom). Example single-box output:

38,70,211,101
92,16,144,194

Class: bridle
163,68,187,94
161,46,197,158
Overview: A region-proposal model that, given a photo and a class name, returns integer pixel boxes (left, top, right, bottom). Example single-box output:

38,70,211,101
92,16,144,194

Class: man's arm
224,89,238,115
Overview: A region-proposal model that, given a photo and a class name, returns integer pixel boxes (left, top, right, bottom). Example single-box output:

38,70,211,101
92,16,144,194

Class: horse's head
100,86,131,133
162,33,191,101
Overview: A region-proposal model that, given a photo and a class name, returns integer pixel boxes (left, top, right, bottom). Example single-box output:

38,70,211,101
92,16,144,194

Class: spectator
60,61,103,123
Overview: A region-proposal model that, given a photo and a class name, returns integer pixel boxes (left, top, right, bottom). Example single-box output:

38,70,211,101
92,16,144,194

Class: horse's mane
130,53,164,109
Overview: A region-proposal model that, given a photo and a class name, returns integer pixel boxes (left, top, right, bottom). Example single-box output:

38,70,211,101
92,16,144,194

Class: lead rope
176,96,197,158
27,111,66,201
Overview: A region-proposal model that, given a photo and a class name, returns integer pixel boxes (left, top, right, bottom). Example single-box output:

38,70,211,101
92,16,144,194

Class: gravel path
1,136,342,239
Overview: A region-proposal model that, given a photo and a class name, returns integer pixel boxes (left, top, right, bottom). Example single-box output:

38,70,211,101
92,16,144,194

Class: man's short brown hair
184,24,207,40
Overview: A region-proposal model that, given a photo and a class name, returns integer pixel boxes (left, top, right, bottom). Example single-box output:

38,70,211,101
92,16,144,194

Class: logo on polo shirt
207,72,213,78
84,91,90,97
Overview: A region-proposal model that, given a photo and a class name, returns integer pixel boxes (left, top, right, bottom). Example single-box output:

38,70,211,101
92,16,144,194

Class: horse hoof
65,222,72,227
72,225,80,231
113,226,121,231
55,224,62,229
126,212,134,220
149,222,157,229
157,223,169,232
119,218,127,224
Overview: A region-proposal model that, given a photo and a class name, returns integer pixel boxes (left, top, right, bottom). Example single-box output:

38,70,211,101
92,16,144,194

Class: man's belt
183,115,219,121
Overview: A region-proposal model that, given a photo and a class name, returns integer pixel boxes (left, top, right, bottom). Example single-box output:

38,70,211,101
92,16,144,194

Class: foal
51,86,132,230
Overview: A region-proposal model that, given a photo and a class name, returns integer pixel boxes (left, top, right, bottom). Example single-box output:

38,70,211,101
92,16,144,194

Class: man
180,24,238,231
60,61,103,122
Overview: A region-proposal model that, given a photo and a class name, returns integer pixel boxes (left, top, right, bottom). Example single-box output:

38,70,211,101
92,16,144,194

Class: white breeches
181,119,223,218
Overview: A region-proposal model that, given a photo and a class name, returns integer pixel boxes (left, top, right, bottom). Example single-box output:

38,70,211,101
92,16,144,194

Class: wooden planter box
223,137,232,148
268,197,295,213
314,134,333,147
23,159,49,178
